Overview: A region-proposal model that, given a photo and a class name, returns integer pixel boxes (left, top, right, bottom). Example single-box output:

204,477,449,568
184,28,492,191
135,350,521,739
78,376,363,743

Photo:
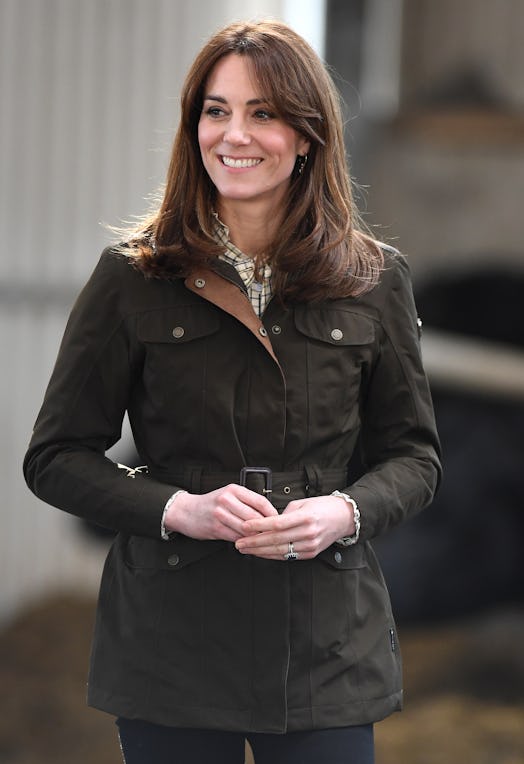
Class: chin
216,187,265,203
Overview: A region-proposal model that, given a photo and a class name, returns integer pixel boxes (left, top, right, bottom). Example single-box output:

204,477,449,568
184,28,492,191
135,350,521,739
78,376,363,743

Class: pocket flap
137,306,220,344
125,535,226,570
318,543,366,570
294,306,375,346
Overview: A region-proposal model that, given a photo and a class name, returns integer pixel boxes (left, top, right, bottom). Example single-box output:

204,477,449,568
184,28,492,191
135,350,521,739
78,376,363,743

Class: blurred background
1,0,523,762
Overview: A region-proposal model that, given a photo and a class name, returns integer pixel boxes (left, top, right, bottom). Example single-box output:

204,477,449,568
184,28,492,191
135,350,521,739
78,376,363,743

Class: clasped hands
164,483,356,560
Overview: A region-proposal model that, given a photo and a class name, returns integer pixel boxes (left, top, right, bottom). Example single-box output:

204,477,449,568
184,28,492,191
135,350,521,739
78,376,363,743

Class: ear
298,138,311,156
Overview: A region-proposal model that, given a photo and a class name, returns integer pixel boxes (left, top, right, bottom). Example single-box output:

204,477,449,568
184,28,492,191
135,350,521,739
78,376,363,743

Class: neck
216,199,284,257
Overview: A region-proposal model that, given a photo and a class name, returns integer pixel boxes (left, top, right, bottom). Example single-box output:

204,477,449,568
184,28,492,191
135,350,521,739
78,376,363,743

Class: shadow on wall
375,265,524,623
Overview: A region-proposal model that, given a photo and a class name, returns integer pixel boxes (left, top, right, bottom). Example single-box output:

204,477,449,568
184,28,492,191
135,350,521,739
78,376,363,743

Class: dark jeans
116,717,375,764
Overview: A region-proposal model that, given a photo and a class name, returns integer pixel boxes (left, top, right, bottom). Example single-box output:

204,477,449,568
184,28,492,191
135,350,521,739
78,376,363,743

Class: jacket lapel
184,267,281,368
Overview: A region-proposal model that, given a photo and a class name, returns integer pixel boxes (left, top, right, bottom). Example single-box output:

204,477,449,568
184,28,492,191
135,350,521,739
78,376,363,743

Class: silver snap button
271,325,282,335
259,326,268,337
172,326,185,339
331,328,343,341
334,551,343,564
283,486,291,495
167,554,180,567
194,278,206,288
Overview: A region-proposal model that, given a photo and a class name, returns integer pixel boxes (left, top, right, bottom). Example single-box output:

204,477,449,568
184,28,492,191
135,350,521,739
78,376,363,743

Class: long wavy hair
127,19,384,301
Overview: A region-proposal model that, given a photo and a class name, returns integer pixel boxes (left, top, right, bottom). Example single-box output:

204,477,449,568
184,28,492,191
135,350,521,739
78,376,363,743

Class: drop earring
297,154,308,176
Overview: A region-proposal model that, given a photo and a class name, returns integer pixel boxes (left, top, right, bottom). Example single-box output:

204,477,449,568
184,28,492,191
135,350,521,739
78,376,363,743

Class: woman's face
198,54,310,213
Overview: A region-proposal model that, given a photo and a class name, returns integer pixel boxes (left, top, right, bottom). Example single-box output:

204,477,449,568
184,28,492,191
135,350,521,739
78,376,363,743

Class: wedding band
284,541,299,561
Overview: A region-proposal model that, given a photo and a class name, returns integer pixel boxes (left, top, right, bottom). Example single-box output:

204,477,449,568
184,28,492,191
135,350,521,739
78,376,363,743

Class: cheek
197,122,207,155
197,121,218,159
279,131,306,165
280,139,302,169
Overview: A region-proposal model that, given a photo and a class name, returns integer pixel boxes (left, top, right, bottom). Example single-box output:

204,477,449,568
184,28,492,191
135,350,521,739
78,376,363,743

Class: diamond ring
284,541,299,560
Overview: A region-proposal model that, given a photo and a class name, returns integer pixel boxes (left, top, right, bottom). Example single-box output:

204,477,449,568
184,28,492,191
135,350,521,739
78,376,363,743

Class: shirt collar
211,213,271,285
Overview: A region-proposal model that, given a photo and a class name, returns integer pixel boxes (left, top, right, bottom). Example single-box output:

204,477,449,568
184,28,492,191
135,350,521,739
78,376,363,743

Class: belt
150,466,349,510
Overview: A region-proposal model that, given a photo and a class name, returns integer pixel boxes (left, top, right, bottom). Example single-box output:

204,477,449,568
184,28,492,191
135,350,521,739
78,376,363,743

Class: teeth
222,156,262,168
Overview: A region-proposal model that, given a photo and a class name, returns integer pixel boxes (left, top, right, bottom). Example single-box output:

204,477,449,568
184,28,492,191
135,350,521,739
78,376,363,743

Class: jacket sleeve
346,254,442,540
23,249,177,538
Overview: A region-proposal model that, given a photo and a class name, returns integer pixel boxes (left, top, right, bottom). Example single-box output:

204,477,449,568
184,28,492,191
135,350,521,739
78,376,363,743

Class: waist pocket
124,534,226,571
317,543,366,570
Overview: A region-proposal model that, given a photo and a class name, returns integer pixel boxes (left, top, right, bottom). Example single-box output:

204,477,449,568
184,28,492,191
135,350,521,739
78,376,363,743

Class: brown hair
127,19,384,301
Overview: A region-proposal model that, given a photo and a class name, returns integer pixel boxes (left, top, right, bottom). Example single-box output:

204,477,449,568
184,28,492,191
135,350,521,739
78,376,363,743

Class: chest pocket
137,305,220,345
136,306,220,411
292,306,377,420
294,306,375,347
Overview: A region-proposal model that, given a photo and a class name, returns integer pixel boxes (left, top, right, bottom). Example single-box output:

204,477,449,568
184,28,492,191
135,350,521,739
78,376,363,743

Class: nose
223,116,251,146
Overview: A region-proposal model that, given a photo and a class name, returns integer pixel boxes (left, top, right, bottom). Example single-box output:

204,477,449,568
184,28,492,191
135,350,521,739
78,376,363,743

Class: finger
215,523,243,543
237,541,309,561
235,539,283,555
226,484,279,517
214,505,261,539
213,485,275,525
212,498,279,542
218,497,267,524
235,527,300,552
240,510,303,536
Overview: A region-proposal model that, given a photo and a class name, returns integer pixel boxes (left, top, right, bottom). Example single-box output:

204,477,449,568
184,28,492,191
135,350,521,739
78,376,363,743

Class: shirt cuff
161,490,188,541
331,490,361,546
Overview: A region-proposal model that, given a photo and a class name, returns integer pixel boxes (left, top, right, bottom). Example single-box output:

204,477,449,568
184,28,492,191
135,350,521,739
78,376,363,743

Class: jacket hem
88,687,402,734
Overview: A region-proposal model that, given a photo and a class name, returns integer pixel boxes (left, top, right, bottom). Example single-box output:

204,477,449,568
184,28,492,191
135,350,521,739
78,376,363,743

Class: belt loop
303,464,323,497
188,466,203,494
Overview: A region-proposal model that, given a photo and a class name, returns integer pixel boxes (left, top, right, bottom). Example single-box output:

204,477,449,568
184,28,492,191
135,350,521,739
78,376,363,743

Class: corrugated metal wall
1,0,325,622
1,0,192,624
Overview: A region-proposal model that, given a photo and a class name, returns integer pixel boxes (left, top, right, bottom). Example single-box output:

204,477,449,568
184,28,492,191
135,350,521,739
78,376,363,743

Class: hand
235,495,355,560
164,484,278,542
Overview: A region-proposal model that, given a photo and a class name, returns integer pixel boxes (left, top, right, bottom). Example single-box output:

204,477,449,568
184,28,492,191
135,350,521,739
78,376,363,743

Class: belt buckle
239,467,272,496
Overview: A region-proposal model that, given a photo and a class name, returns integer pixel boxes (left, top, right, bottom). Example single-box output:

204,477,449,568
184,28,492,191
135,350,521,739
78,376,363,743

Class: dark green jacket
24,246,441,732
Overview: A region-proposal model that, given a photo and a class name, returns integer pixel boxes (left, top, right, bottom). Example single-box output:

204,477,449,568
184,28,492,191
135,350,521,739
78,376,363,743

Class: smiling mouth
221,156,262,168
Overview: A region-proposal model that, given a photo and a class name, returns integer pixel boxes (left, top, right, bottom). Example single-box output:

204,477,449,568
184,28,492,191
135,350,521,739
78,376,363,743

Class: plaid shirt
213,215,272,317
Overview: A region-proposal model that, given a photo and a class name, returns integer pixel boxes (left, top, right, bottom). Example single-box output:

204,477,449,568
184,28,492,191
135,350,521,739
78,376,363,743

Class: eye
253,109,274,121
204,106,226,118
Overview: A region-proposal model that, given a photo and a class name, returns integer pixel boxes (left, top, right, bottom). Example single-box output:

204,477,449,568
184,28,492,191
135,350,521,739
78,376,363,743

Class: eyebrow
203,95,268,106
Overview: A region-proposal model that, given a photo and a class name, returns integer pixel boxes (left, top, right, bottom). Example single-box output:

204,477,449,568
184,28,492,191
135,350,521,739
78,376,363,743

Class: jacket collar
184,266,281,369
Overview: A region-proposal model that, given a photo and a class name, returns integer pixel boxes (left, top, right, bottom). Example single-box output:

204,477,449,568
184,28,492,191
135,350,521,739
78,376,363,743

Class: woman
24,19,441,764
